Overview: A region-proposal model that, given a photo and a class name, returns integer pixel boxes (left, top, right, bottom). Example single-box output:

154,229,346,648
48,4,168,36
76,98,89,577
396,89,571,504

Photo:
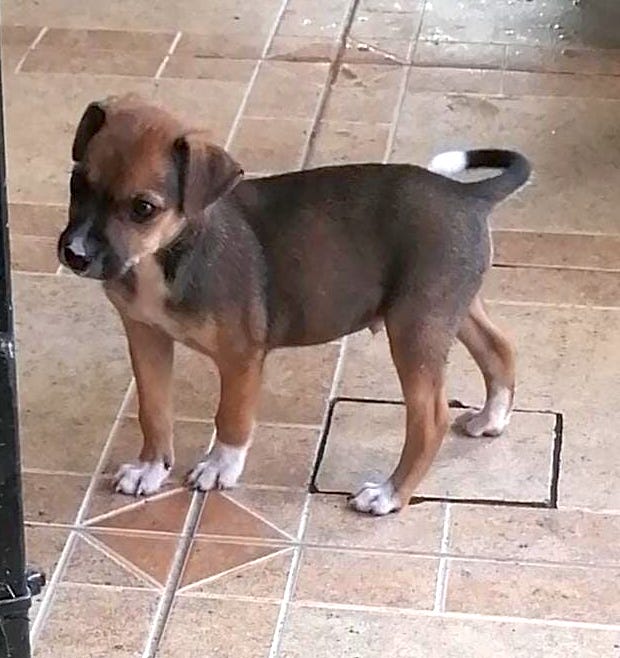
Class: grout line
75,380,136,525
224,0,290,151
177,547,294,594
142,491,205,658
299,0,362,167
177,592,283,604
482,299,620,311
82,486,185,527
432,503,452,613
292,600,620,631
29,530,79,643
268,338,350,658
29,378,135,646
492,261,620,274
13,26,48,73
219,491,296,541
154,30,182,80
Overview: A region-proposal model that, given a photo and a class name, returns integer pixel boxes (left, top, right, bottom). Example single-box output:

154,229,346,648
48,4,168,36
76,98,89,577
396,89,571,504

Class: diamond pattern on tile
316,400,558,503
181,548,293,598
63,534,154,588
196,492,290,541
90,531,178,587
179,539,287,589
88,489,192,534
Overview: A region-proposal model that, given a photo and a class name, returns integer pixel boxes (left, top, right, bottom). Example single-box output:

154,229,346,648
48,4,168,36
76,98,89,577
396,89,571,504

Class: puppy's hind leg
350,314,450,515
456,294,515,437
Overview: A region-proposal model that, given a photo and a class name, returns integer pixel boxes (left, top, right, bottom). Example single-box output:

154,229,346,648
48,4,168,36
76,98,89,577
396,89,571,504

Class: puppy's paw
187,441,247,491
456,388,513,437
349,480,401,516
114,460,170,496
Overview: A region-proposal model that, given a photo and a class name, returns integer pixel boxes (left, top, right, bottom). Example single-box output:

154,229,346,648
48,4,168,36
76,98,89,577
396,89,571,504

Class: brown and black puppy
58,94,529,515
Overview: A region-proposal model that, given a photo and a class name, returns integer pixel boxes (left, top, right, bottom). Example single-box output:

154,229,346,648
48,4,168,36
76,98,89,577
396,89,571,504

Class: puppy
58,94,529,515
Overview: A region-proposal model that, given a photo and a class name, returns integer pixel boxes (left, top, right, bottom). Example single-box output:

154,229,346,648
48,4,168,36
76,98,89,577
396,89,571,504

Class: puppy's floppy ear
72,100,109,162
173,132,244,217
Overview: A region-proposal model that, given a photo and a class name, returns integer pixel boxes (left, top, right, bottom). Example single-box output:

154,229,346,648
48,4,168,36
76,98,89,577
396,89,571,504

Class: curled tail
429,149,531,204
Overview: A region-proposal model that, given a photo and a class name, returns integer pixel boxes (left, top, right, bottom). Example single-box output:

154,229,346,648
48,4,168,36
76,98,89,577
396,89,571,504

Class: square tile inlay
314,400,559,505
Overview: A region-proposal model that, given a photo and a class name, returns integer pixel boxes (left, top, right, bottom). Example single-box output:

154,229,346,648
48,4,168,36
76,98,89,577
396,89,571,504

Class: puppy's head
58,95,243,280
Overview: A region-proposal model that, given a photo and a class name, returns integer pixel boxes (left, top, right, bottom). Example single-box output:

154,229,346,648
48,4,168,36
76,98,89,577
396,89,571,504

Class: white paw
187,440,247,491
456,388,513,437
114,460,170,496
349,480,401,516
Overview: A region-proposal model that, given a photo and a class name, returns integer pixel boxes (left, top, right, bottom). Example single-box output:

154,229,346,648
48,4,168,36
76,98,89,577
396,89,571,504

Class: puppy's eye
131,198,156,221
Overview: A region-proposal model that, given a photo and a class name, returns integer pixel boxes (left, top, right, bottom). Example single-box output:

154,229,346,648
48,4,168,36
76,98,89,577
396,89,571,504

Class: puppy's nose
63,237,92,273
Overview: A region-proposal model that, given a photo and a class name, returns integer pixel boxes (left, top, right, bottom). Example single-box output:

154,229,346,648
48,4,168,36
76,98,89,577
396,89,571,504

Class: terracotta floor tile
309,121,391,167
305,494,444,551
160,55,256,83
33,585,158,658
90,489,192,534
268,35,338,62
351,8,421,42
152,76,252,146
556,408,620,511
3,0,283,33
407,65,503,94
9,234,59,272
63,533,153,588
417,0,620,50
505,44,620,76
295,548,438,608
225,488,307,538
13,274,131,472
449,505,620,565
196,491,290,541
503,70,620,99
83,475,181,524
343,36,412,65
138,342,338,425
492,231,620,271
324,63,404,123
4,73,156,205
245,60,329,118
21,47,164,76
157,598,279,658
277,0,349,38
37,27,175,51
8,203,67,238
231,116,311,172
180,547,293,598
174,32,267,60
1,44,30,73
280,607,620,658
242,424,320,488
179,538,286,588
413,40,506,70
316,401,557,503
483,267,620,307
25,525,69,586
24,472,90,524
89,530,178,586
446,560,620,623
1,24,41,47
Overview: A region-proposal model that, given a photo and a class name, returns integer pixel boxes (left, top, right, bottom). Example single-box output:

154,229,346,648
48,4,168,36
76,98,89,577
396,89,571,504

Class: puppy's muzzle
58,226,106,279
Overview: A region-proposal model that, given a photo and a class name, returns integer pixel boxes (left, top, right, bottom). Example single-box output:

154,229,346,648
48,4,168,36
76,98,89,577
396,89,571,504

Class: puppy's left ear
173,132,244,217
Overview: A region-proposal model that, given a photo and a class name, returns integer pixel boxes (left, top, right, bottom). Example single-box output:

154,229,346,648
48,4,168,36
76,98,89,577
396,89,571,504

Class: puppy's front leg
115,316,174,496
188,356,263,491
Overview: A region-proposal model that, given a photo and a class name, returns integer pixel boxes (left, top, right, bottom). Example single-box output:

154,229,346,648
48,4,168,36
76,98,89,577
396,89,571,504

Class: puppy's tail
428,149,531,205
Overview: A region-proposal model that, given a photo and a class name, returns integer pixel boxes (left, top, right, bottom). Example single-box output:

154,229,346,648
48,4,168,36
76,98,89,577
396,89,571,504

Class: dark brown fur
57,95,526,515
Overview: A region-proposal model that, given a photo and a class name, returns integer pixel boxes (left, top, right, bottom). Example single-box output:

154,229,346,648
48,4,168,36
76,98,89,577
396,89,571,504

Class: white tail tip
428,150,468,175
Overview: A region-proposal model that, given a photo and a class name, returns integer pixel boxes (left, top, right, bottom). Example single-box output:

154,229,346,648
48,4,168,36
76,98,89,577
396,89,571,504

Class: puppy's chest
107,259,201,343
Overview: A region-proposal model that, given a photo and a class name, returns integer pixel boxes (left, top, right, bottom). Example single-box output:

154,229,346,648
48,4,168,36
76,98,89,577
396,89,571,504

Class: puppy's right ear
72,101,107,162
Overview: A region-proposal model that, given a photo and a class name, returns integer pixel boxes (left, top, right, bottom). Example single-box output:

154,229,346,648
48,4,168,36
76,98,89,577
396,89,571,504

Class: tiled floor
2,0,620,656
